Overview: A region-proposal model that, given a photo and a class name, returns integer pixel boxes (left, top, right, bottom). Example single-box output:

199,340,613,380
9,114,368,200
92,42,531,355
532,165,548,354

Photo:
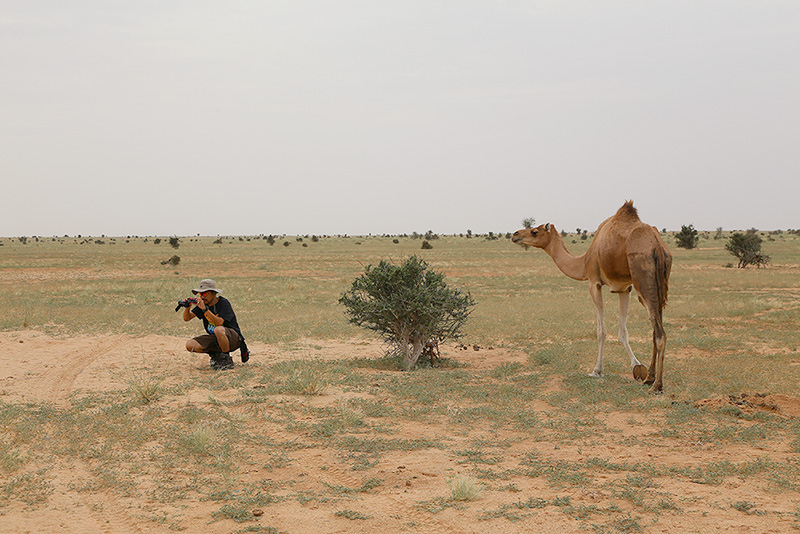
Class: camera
175,297,198,312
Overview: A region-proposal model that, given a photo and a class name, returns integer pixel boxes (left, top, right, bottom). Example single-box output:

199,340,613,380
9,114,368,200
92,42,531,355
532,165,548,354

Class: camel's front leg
618,291,648,381
589,284,606,377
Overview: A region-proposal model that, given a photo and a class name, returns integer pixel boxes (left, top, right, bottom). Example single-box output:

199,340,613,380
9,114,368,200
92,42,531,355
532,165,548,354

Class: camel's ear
544,223,550,231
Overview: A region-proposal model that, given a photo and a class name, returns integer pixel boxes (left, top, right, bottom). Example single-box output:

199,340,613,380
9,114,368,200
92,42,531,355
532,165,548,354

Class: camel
511,201,672,392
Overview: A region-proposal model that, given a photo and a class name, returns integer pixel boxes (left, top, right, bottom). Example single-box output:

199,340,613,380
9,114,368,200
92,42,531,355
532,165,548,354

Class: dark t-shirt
192,296,243,339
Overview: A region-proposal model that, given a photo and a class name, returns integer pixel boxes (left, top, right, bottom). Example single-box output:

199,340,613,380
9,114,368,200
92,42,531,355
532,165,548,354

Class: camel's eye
531,230,538,237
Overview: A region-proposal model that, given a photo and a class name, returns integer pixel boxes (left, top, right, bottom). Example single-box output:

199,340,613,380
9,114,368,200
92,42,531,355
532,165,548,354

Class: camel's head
511,223,554,249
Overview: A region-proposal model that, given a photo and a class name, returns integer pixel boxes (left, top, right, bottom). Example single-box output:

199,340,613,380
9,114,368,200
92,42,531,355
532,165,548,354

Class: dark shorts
191,327,241,353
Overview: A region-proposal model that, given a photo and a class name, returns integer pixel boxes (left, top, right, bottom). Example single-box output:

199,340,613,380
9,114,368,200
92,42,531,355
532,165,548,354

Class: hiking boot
210,352,234,371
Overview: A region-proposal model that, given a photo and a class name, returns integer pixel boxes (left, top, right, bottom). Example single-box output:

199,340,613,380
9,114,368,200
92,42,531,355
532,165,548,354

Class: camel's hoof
632,365,648,381
648,384,663,394
589,371,603,378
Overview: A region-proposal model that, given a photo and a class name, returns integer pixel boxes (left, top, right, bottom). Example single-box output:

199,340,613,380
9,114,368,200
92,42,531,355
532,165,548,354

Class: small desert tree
521,217,536,229
161,255,180,267
726,229,771,268
675,224,699,249
339,256,475,370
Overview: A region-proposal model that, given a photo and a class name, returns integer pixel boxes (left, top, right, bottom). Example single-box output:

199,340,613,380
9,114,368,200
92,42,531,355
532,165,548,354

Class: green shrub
726,230,771,268
675,224,699,249
340,256,475,370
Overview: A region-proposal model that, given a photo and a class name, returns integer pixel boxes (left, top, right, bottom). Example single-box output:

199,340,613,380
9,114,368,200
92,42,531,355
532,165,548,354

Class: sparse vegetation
125,369,166,403
448,475,485,501
282,365,329,396
335,509,372,520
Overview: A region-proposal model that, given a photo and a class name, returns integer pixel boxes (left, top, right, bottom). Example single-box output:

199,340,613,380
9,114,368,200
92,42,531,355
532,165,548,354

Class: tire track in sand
54,463,150,534
83,491,149,534
41,336,151,533
41,335,128,406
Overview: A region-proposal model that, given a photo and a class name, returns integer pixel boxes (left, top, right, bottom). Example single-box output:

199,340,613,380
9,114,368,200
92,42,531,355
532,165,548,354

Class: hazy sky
2,1,798,237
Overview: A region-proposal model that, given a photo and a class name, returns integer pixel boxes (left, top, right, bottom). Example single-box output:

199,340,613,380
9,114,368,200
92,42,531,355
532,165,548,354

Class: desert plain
1,231,799,533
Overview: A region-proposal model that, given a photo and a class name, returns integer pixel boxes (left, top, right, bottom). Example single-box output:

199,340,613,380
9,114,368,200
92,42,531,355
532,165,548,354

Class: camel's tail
652,248,671,312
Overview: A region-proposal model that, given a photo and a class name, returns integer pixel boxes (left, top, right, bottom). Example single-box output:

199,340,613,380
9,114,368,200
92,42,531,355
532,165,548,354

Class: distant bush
726,229,771,268
421,240,433,250
675,224,699,249
169,237,180,249
161,255,180,267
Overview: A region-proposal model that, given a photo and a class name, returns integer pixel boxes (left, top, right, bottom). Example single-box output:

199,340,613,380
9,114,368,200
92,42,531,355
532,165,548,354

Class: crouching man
183,279,249,370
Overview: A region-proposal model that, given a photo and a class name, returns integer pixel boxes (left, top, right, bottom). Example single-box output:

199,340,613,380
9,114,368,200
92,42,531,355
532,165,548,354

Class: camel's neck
543,230,588,281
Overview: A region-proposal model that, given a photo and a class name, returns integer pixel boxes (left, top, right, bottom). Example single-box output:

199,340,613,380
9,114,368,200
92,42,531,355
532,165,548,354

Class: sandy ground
1,331,799,533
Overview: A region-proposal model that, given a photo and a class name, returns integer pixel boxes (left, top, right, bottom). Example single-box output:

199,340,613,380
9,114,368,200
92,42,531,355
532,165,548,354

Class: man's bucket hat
192,279,222,294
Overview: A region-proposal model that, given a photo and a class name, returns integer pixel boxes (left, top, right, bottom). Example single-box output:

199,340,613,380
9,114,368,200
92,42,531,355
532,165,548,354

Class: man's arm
206,298,233,328
183,303,195,322
201,308,225,327
193,296,225,327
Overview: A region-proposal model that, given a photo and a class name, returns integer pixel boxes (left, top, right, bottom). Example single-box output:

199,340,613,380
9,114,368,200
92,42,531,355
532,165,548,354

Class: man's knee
186,339,203,352
213,327,230,350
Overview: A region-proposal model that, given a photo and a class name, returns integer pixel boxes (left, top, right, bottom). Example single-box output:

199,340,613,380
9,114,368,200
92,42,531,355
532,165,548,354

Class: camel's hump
615,200,640,220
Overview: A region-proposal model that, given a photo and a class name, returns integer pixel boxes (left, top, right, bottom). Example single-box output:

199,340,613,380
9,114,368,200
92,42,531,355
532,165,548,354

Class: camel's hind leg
645,314,666,392
635,291,666,392
618,290,647,381
627,230,671,392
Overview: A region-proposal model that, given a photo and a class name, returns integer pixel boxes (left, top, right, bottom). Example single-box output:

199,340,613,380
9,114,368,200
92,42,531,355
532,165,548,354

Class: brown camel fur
511,201,672,392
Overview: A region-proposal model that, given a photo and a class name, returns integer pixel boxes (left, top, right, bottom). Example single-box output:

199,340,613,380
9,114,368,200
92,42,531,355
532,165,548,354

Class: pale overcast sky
2,1,798,237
